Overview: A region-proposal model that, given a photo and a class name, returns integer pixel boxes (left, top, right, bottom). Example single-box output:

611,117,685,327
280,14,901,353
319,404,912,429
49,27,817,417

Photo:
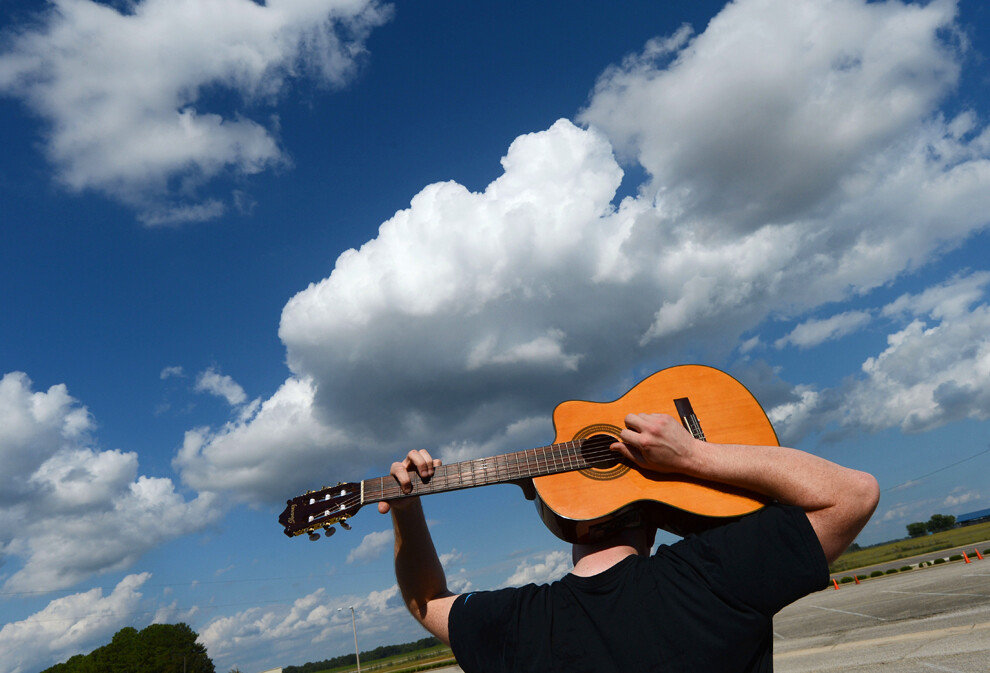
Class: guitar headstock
279,482,362,540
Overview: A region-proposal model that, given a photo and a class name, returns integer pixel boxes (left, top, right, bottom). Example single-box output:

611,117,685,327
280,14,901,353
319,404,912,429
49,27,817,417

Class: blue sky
1,0,989,671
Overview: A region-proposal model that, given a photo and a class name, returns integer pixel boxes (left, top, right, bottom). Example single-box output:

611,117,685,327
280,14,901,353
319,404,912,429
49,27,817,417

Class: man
378,412,879,672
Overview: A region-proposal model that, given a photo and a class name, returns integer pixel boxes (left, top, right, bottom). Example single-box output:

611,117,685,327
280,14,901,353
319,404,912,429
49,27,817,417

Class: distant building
258,668,283,673
956,508,990,526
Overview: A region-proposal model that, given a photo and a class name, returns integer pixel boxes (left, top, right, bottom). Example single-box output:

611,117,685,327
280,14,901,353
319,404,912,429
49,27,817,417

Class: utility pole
338,606,361,673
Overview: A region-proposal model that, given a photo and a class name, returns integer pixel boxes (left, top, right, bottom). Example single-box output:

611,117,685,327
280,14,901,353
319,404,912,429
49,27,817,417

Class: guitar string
295,436,644,524
292,425,721,528
307,439,631,514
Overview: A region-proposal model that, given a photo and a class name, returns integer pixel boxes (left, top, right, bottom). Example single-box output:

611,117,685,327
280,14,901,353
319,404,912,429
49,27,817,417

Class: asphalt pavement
776,557,990,672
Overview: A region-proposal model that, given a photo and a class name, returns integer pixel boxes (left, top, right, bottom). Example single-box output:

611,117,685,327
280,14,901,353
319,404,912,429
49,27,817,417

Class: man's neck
570,543,639,577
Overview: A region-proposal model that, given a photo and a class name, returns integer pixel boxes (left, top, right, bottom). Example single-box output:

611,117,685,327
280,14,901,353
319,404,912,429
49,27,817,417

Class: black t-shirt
448,503,828,673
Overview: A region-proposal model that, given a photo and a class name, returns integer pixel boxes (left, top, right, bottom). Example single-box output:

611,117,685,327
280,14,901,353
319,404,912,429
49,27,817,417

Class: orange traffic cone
963,552,971,563
832,578,840,590
976,549,984,560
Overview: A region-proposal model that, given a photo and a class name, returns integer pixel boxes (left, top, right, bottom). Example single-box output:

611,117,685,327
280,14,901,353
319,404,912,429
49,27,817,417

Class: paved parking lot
775,558,990,672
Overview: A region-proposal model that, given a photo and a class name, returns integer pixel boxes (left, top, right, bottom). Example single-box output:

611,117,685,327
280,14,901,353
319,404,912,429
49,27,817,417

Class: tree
40,623,214,673
926,514,956,533
906,521,928,538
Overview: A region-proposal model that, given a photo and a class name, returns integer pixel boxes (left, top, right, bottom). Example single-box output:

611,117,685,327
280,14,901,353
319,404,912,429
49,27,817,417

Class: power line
882,446,990,493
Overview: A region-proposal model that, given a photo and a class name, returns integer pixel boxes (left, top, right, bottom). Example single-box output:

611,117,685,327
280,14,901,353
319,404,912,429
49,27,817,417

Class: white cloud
199,583,409,671
943,489,980,508
195,367,248,406
0,0,391,224
0,372,93,501
771,271,990,440
501,550,571,587
880,500,932,523
0,573,150,673
882,270,990,320
579,0,962,231
160,365,186,379
0,372,220,592
775,310,873,349
175,376,349,502
347,529,392,564
179,0,990,504
439,549,464,567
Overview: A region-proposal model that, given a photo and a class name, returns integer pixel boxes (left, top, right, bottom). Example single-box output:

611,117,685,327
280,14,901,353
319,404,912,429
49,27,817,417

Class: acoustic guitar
279,365,776,543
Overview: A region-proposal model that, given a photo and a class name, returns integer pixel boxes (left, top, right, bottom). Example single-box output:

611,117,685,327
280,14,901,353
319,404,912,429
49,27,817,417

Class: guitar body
532,365,777,542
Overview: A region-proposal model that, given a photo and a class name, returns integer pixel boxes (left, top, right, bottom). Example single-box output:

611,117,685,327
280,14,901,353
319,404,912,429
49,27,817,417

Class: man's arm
378,450,458,644
611,413,880,563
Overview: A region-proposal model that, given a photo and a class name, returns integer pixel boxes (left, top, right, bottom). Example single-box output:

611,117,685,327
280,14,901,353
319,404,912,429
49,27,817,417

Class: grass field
311,645,456,673
829,522,990,572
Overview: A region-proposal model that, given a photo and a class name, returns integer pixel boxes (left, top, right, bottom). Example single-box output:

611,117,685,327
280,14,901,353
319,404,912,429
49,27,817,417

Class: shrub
885,568,898,574
840,576,854,583
856,575,867,581
899,566,912,572
870,570,884,577
948,554,963,562
933,557,946,564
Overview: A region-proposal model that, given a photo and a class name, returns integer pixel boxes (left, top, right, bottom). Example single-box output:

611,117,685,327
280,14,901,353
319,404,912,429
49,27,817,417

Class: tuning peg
308,532,320,541
323,526,336,537
339,520,351,531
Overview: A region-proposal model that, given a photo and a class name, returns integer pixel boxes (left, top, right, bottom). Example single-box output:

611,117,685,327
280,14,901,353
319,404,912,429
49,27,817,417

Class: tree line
283,636,443,673
906,513,956,538
40,623,214,673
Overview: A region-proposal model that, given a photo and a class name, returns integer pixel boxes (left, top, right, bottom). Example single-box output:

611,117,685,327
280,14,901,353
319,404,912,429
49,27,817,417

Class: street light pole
338,606,361,673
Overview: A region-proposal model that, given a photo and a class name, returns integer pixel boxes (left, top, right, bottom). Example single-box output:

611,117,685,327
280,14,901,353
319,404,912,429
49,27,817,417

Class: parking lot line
921,663,967,673
882,590,988,597
806,605,887,620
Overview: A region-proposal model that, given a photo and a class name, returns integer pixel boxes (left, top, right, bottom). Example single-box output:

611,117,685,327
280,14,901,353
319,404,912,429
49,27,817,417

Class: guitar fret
361,435,616,505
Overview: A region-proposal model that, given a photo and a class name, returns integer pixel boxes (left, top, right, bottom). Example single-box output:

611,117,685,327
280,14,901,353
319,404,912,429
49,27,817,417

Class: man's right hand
609,413,701,474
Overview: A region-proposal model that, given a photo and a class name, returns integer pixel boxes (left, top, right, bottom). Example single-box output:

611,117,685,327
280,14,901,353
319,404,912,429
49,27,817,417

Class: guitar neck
361,437,618,505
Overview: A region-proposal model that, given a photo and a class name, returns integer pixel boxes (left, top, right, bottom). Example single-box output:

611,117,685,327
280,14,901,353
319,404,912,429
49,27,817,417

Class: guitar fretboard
361,437,619,504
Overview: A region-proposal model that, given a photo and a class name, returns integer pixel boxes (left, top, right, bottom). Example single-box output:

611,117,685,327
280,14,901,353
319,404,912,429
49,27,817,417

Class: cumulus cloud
0,372,219,592
0,372,92,502
579,0,963,230
943,488,980,508
501,550,571,587
199,583,408,671
180,0,990,504
774,310,873,349
771,271,990,440
0,573,150,673
160,365,186,379
175,376,347,502
0,0,391,224
346,529,392,564
195,367,248,407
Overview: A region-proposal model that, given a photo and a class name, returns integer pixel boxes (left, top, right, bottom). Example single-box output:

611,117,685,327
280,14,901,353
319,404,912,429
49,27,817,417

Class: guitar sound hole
581,434,619,470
